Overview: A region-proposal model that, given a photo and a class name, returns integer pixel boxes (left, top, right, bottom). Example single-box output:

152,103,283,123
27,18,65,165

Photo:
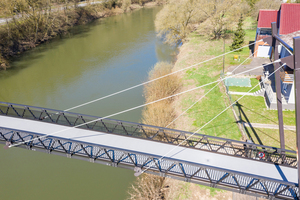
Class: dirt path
227,57,270,76
242,122,296,131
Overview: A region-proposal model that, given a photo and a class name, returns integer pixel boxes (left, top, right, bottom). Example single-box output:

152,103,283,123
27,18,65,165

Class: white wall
257,46,272,57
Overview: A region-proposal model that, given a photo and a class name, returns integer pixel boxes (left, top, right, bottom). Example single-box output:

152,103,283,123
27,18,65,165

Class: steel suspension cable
7,59,280,148
41,40,263,121
136,62,286,176
165,44,259,128
60,40,263,113
230,42,267,74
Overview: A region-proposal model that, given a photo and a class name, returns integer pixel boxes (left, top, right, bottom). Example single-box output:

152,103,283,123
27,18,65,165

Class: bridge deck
0,115,297,184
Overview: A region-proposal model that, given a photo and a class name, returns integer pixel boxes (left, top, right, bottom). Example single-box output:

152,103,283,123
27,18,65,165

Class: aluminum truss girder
0,127,298,200
0,102,297,168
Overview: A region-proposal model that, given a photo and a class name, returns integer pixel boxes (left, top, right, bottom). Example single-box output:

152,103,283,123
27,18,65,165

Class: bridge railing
0,101,297,167
0,127,298,200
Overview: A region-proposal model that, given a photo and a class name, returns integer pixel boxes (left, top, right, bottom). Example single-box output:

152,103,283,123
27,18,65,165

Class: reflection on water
0,6,177,200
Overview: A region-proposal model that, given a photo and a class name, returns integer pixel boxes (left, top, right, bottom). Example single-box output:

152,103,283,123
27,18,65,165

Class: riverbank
0,0,160,70
167,28,258,199
128,23,259,199
0,6,177,200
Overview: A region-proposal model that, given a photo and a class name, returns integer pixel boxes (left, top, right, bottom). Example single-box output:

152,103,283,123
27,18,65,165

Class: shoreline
0,1,160,70
128,35,235,199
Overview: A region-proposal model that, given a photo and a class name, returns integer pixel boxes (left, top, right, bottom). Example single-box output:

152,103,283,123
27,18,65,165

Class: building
254,3,300,58
261,30,300,110
254,10,278,57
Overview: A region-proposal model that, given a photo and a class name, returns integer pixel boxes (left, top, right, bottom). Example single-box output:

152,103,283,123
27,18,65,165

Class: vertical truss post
294,36,300,194
271,22,285,150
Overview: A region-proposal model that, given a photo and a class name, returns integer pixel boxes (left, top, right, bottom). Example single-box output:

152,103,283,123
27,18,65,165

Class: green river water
0,6,176,200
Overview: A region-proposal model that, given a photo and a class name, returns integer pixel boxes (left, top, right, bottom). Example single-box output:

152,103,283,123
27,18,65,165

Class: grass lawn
175,29,258,140
173,19,262,195
231,95,295,126
244,127,296,151
229,94,296,149
179,26,296,145
224,29,257,67
228,78,260,93
243,16,257,30
189,29,256,68
184,66,241,140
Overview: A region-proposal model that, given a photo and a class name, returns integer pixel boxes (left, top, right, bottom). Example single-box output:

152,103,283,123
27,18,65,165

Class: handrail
0,101,297,167
274,34,294,53
0,127,298,199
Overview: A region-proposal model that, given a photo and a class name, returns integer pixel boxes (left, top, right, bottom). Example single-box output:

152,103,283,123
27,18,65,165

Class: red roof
279,3,300,35
257,10,278,28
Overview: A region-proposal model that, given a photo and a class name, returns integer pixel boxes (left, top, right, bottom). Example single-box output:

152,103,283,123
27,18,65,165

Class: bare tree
155,0,249,43
251,0,281,19
155,0,205,45
197,0,248,40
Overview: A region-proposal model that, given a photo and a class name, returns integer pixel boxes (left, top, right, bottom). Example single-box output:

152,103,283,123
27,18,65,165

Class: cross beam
0,101,297,167
0,127,298,200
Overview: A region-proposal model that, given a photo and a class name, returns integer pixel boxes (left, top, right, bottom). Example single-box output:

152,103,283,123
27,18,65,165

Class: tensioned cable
165,81,220,128
137,62,286,176
7,59,280,148
165,44,259,128
59,40,263,113
41,40,263,121
230,42,266,74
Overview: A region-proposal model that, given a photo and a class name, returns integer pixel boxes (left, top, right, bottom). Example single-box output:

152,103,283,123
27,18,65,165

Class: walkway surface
228,91,254,96
227,57,270,76
0,115,297,184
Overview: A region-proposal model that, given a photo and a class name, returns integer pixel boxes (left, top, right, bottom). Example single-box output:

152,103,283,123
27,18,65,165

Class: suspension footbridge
0,102,298,199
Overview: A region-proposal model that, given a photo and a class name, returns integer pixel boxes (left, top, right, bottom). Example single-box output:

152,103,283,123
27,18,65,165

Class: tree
155,0,249,43
229,14,245,52
197,0,248,40
155,0,205,45
251,0,281,18
244,0,259,9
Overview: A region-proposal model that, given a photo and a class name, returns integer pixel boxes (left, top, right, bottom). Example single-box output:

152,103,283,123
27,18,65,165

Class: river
0,6,176,200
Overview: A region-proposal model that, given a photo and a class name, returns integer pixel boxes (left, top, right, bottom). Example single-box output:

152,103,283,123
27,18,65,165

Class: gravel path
227,57,271,76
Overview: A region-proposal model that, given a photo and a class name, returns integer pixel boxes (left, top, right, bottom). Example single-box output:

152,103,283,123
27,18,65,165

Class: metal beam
274,34,294,53
0,127,298,199
293,36,300,198
271,22,285,150
0,101,297,167
280,55,295,69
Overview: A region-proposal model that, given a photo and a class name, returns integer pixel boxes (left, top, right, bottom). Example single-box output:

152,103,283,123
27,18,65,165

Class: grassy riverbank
0,0,160,70
128,28,258,200
171,31,258,140
128,61,232,200
139,26,258,200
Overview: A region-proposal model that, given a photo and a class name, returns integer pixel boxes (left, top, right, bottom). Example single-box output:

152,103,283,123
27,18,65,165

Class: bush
121,0,131,11
142,62,181,128
0,0,108,69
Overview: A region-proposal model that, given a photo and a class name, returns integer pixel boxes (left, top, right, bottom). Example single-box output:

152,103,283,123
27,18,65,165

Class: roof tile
257,10,278,28
279,3,300,35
